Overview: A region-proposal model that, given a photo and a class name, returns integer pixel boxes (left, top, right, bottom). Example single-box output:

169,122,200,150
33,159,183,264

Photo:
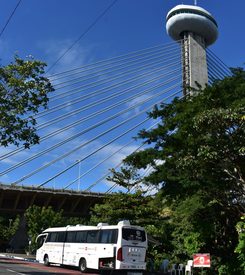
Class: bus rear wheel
44,255,50,266
79,258,87,273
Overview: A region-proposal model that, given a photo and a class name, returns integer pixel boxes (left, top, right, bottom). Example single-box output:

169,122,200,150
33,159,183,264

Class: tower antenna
194,0,197,5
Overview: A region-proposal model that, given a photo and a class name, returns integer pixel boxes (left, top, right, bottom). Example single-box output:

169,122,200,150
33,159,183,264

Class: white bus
36,220,147,274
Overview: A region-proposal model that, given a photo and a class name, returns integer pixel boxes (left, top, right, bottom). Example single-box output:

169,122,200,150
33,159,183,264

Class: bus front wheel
44,255,50,266
79,258,87,273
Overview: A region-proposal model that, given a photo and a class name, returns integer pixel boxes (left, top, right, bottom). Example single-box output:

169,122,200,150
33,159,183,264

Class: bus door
63,230,83,266
45,232,66,264
35,234,48,262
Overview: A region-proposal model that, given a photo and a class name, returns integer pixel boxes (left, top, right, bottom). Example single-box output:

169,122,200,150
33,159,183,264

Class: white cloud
37,39,96,75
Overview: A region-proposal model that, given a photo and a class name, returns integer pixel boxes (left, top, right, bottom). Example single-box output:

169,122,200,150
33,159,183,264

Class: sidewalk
0,252,37,262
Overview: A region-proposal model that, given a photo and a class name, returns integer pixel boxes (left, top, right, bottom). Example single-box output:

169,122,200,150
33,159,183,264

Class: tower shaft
182,32,208,95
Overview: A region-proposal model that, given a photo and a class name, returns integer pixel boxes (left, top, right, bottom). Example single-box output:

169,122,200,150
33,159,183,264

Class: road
0,256,98,275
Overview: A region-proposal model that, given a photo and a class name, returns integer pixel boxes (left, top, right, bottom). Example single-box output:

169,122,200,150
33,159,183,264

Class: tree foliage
235,215,245,272
90,191,159,226
0,215,20,249
108,69,245,273
24,205,87,252
25,205,64,250
107,167,142,192
0,56,54,148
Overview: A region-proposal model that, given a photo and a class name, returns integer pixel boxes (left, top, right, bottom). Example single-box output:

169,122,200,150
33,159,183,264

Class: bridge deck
0,184,105,216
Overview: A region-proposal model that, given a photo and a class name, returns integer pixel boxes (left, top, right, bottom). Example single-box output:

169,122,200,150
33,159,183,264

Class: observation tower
166,4,218,94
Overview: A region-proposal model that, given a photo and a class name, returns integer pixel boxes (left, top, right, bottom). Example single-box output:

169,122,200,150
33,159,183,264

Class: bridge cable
207,55,230,79
105,95,185,194
10,89,181,185
38,75,180,144
86,145,146,193
36,56,181,118
3,83,181,176
0,0,22,38
64,119,161,190
38,69,181,130
37,118,153,188
51,46,179,89
206,49,232,75
0,68,181,160
127,159,163,195
208,63,227,81
46,53,180,112
104,59,229,194
63,139,137,190
48,40,181,80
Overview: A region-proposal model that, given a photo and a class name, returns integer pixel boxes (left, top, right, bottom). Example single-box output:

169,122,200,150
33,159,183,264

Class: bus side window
47,232,58,242
100,229,118,244
67,231,76,243
57,231,66,242
76,231,87,243
111,229,118,243
86,230,99,243
51,232,58,242
46,233,51,243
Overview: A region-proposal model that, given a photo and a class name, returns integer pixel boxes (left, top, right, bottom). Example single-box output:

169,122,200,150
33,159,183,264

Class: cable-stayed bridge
0,40,231,202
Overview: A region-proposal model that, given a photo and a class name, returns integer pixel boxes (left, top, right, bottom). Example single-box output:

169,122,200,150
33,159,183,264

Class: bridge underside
0,184,105,217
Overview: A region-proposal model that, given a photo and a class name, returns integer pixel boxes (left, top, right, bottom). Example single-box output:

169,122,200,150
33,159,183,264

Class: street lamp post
76,160,81,192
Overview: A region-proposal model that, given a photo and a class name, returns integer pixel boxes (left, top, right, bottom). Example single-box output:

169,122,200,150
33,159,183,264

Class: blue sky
0,0,244,68
0,0,244,192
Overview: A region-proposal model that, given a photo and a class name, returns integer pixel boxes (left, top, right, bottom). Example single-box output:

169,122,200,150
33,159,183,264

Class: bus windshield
36,234,47,249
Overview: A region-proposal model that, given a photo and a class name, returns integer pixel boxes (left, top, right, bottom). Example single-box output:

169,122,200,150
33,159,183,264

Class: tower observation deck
166,4,218,94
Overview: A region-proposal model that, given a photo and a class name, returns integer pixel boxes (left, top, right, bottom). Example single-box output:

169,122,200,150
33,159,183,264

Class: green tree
0,56,54,148
107,167,142,192
25,205,64,251
0,215,20,249
90,191,159,226
24,205,88,252
108,69,245,273
235,216,245,272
